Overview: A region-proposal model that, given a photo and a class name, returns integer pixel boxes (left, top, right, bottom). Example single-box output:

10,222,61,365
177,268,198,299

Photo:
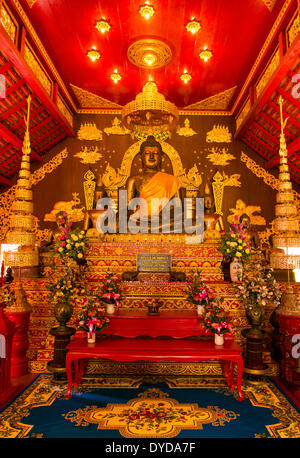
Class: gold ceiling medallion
185,19,201,34
206,125,232,143
95,19,111,34
122,80,179,140
87,47,101,62
127,38,172,69
139,1,155,20
180,70,192,84
199,47,213,62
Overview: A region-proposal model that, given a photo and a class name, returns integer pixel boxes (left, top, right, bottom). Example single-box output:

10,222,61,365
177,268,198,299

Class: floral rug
0,374,299,438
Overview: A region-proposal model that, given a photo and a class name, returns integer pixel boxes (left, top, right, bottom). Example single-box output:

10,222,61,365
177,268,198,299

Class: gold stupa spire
270,96,300,278
4,96,39,269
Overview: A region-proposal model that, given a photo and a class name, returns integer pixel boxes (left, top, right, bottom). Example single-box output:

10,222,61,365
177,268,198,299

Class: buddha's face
142,146,161,170
204,196,213,210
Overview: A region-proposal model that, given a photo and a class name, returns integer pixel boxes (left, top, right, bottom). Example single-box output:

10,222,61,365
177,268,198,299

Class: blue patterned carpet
0,374,299,438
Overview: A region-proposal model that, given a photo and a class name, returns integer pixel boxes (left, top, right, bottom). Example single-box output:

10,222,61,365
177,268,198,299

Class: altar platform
22,239,286,378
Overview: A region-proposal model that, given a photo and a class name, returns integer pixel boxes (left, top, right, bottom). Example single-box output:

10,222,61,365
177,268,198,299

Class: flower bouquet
199,297,234,343
219,219,251,262
97,271,123,312
185,270,212,314
52,212,87,264
75,296,110,341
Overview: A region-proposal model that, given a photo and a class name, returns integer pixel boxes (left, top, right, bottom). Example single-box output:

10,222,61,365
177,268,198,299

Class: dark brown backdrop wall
26,113,284,234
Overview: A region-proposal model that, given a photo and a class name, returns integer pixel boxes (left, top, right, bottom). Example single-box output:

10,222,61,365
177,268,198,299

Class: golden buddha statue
203,183,224,242
126,135,185,232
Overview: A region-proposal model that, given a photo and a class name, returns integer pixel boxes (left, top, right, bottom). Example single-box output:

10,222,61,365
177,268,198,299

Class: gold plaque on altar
137,253,171,272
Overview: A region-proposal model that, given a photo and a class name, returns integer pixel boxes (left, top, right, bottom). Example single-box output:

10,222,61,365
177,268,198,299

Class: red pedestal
277,313,300,384
4,311,31,377
0,304,15,407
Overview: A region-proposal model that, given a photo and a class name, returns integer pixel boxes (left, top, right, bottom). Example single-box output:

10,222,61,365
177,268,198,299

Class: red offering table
66,311,244,401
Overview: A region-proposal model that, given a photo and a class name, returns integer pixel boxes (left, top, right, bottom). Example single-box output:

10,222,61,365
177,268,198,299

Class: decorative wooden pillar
4,279,31,377
0,303,16,408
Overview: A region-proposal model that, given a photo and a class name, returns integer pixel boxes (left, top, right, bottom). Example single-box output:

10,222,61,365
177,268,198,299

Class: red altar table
66,311,244,401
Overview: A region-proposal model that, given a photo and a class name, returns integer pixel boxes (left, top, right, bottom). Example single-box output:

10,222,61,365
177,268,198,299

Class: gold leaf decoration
84,171,96,211
44,193,85,222
206,125,232,143
212,171,241,215
176,118,197,137
74,146,103,164
77,122,103,141
104,117,130,135
206,147,235,166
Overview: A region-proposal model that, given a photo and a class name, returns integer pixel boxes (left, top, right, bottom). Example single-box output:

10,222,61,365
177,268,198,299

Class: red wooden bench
65,310,244,401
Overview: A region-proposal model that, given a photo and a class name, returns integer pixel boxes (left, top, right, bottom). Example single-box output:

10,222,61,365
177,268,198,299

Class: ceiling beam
0,122,42,162
0,175,12,186
235,33,300,139
277,86,300,110
0,23,74,137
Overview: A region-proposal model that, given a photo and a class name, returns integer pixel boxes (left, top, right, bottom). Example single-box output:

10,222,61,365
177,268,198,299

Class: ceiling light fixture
95,19,111,34
199,46,213,62
186,18,201,34
139,1,155,20
87,46,101,62
111,69,122,84
143,53,157,67
180,70,192,84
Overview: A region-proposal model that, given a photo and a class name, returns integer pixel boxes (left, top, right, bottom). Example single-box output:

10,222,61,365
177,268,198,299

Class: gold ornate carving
84,171,96,211
261,0,277,11
24,42,52,96
77,122,103,140
57,94,73,127
206,125,232,143
74,146,103,164
104,117,130,135
227,199,266,226
44,193,85,222
236,99,250,131
206,147,235,166
212,171,241,215
184,86,237,110
177,164,202,188
102,164,125,189
176,118,197,137
70,84,123,109
0,2,17,42
127,38,172,69
256,49,280,98
287,13,300,47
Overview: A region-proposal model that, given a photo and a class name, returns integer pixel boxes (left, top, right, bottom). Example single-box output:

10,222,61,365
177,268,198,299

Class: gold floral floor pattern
0,374,299,438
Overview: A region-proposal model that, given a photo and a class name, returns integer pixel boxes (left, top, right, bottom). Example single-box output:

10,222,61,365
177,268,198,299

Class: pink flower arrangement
97,271,123,310
186,270,213,307
199,298,234,336
75,296,110,337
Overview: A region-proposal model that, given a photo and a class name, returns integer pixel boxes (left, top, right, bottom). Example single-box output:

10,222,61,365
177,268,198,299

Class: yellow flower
80,231,85,235
79,234,83,239
226,249,230,253
236,252,242,257
58,247,63,252
75,243,79,247
77,253,83,258
66,244,71,250
245,248,250,254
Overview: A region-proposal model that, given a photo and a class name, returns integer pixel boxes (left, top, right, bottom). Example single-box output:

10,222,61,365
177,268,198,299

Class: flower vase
87,332,96,343
229,257,243,282
106,303,115,314
197,305,205,315
214,333,224,346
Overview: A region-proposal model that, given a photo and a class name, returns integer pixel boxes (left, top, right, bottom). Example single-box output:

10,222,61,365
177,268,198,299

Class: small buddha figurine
239,213,260,249
203,183,224,242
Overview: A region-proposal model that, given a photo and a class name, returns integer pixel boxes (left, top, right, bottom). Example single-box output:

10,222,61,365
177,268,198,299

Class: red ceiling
19,0,284,108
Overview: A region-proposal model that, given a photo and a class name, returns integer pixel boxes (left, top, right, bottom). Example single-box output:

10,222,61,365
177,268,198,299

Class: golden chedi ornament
4,96,39,275
270,96,300,279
